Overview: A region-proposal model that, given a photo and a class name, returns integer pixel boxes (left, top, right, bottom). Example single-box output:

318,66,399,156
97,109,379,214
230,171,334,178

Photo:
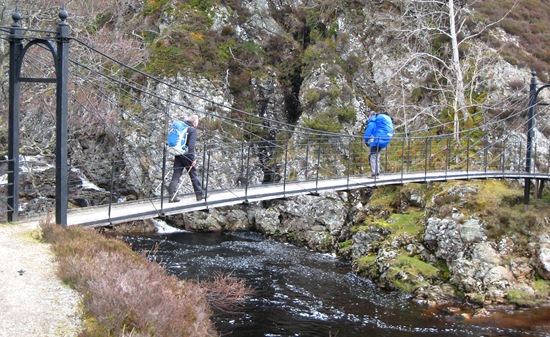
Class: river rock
351,226,391,260
254,207,281,233
101,218,158,235
254,192,347,248
401,188,426,209
449,241,532,304
414,283,457,306
423,217,463,260
509,257,534,281
483,265,514,290
178,206,253,232
459,217,486,243
533,234,550,280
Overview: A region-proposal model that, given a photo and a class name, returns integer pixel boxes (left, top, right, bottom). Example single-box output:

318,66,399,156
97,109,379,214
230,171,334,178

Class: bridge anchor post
7,9,23,222
7,7,70,225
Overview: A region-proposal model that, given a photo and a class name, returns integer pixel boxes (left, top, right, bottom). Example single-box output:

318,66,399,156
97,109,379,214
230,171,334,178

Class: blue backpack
167,120,189,155
364,113,394,148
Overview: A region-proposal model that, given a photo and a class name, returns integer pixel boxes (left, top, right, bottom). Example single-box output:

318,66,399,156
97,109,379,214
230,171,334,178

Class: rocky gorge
120,178,547,314
1,0,550,317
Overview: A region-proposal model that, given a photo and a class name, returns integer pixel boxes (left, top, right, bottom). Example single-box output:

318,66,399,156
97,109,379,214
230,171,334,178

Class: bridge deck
32,170,544,227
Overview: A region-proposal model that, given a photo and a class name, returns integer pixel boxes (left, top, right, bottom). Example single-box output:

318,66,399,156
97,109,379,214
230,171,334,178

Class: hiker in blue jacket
168,114,204,202
363,110,394,178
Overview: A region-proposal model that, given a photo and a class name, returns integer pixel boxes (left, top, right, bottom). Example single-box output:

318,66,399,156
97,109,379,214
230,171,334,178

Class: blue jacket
363,113,394,149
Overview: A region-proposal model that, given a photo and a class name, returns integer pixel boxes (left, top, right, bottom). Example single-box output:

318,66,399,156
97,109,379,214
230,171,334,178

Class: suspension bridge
1,9,549,227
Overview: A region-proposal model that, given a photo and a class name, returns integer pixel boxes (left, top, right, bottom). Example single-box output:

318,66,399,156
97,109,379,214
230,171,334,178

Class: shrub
303,112,342,132
144,0,170,16
328,22,339,39
198,272,250,313
432,193,460,207
302,88,321,109
473,0,550,81
336,107,357,124
221,25,234,36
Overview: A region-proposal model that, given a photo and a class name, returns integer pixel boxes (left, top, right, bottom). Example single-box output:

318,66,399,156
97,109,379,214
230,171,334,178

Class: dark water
125,230,550,337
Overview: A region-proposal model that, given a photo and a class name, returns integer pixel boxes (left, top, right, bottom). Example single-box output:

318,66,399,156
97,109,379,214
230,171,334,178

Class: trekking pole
171,166,192,202
160,144,168,209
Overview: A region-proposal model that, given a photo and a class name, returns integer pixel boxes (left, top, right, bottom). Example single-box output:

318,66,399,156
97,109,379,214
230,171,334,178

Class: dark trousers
168,155,203,198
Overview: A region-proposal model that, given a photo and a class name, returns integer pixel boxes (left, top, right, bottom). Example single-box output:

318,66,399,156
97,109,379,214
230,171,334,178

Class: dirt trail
0,221,82,337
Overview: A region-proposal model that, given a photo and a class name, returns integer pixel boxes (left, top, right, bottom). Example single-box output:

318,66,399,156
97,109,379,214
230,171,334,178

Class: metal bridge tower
7,7,70,226
524,70,550,204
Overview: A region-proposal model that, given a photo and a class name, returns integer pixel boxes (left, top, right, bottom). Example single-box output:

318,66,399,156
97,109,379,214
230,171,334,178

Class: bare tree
393,0,518,141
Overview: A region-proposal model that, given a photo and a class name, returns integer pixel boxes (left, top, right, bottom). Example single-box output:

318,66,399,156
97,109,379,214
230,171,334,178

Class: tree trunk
448,0,467,142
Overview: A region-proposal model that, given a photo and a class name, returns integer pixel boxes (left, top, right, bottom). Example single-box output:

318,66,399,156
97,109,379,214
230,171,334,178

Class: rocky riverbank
110,179,550,313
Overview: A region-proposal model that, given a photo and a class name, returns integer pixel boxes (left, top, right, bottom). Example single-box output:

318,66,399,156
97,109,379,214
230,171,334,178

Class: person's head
187,114,199,127
369,110,376,118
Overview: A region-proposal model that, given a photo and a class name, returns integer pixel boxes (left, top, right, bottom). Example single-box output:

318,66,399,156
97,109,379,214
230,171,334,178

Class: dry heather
41,221,249,337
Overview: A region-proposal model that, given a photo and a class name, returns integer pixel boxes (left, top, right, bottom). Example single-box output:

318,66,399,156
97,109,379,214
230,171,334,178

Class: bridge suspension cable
2,21,546,143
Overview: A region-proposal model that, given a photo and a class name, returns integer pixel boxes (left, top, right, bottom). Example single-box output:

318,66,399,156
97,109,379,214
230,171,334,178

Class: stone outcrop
172,180,550,310
254,192,347,248
533,234,550,279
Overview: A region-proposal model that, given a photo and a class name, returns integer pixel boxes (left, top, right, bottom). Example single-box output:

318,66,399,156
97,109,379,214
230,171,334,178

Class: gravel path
0,222,82,337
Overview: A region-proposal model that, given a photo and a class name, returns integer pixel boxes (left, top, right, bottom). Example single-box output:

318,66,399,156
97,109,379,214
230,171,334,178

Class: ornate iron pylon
8,7,70,226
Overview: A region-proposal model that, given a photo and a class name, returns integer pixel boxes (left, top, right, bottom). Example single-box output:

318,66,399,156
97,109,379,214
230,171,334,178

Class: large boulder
254,192,347,249
532,234,550,280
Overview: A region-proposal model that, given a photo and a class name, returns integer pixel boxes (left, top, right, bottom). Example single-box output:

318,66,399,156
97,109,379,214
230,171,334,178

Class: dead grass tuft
198,272,250,313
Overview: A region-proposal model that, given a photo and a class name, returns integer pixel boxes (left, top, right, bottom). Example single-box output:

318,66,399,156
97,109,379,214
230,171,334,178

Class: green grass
395,254,439,278
385,212,424,236
368,186,400,209
534,279,550,295
506,290,538,307
387,254,440,293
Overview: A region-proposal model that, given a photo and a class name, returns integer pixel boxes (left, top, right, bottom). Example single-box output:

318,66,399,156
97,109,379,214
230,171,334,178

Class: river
124,229,550,337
